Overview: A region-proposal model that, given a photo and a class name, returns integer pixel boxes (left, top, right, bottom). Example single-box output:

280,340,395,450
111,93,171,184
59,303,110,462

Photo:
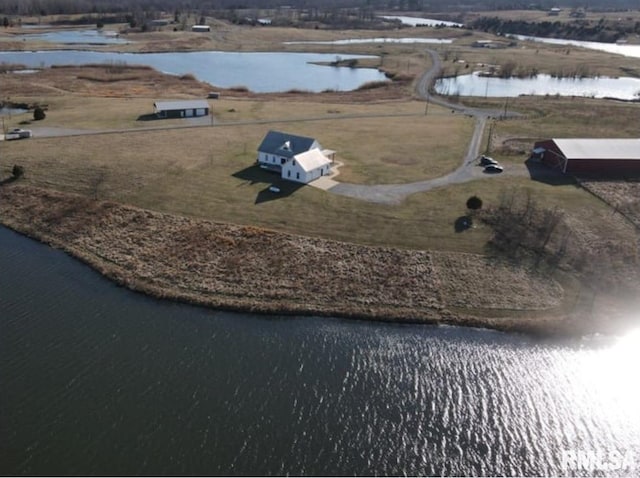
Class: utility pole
424,97,429,116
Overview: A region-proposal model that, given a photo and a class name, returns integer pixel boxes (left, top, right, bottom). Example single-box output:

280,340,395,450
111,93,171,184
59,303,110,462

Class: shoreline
0,184,605,338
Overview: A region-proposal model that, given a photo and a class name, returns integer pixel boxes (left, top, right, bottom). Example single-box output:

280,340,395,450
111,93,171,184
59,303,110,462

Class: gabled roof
293,149,331,172
552,138,640,160
258,130,317,159
154,100,210,112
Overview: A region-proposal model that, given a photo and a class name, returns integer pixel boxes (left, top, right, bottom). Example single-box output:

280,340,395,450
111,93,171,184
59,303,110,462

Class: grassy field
0,119,617,257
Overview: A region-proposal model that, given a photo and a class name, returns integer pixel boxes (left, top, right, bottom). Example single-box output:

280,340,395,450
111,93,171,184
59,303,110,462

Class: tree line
471,16,640,43
1,0,639,16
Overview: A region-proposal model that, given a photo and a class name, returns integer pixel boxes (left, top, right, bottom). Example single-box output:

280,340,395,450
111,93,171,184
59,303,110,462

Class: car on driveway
479,155,498,166
268,185,281,193
484,164,504,174
5,128,32,140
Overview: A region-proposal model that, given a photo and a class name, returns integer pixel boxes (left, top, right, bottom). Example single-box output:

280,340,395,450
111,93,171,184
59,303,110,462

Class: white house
257,130,335,184
283,149,333,183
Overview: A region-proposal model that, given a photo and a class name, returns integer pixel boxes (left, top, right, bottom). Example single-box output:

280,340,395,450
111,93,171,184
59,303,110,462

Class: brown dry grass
0,101,469,185
0,64,214,98
0,184,573,334
578,179,640,230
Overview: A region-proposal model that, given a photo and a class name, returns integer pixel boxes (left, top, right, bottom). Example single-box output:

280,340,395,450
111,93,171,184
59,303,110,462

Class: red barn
532,138,640,176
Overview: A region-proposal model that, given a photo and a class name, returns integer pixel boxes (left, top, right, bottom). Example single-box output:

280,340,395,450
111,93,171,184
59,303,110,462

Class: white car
484,164,504,174
268,186,281,193
6,128,32,140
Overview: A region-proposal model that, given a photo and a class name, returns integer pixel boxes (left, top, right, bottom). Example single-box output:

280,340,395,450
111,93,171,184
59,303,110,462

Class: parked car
268,186,281,193
5,128,32,140
479,155,498,166
484,164,504,174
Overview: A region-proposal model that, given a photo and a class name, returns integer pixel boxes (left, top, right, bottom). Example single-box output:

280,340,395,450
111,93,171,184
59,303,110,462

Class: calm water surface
514,34,640,59
381,15,463,28
0,50,387,93
284,37,452,45
435,72,640,100
1,226,639,476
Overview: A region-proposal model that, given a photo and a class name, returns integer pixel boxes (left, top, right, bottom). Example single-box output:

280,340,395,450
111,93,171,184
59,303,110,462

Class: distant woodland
0,0,639,16
1,0,640,42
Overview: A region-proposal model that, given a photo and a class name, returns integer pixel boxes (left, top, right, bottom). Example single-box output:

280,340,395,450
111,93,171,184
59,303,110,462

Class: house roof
293,149,331,173
552,139,640,160
154,100,210,112
258,130,318,159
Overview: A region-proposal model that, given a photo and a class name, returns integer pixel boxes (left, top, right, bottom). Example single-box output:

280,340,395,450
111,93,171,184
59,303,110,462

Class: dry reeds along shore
0,185,570,334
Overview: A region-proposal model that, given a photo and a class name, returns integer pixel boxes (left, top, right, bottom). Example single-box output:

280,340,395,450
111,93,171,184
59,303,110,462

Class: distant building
548,7,562,16
153,100,210,119
257,130,335,184
532,138,640,175
191,25,211,32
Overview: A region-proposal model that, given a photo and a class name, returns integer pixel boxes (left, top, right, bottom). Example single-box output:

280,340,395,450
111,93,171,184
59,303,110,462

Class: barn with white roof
532,138,640,176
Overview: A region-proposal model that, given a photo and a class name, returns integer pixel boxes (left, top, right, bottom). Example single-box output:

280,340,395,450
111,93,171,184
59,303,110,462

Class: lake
284,37,453,45
435,72,640,100
0,50,387,93
381,15,463,28
514,34,640,60
1,225,639,476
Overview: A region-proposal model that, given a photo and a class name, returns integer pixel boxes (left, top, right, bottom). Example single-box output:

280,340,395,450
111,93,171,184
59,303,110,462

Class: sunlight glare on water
575,328,640,426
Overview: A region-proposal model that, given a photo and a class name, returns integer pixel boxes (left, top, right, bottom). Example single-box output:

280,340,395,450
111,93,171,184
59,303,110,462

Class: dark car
479,155,498,166
484,164,504,174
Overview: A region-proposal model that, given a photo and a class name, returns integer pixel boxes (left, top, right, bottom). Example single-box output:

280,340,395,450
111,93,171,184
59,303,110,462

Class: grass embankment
0,184,575,335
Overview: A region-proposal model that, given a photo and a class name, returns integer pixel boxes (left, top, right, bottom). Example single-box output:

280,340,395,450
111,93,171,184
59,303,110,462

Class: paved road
328,49,522,204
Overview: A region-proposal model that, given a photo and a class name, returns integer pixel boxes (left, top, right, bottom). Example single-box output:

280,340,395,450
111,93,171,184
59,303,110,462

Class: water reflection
1,225,639,476
284,37,453,45
514,34,640,60
0,50,387,93
381,15,463,28
575,328,640,425
435,72,640,100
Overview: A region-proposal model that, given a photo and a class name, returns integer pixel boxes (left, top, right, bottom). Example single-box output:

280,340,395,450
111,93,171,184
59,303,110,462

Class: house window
281,158,286,165
287,170,291,178
296,172,300,180
293,160,296,166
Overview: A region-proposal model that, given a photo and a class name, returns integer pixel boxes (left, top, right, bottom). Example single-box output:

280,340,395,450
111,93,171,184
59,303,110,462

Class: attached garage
153,100,210,119
533,138,640,176
282,149,332,184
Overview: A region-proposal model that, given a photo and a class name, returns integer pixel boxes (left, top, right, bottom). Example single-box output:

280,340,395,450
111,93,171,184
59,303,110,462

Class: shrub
466,195,483,210
12,165,24,178
33,106,46,121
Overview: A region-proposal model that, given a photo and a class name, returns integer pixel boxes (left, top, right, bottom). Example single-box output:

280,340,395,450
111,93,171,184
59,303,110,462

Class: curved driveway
328,49,520,204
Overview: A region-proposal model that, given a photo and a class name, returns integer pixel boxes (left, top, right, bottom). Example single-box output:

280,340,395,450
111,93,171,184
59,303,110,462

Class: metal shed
153,100,210,119
533,138,640,176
